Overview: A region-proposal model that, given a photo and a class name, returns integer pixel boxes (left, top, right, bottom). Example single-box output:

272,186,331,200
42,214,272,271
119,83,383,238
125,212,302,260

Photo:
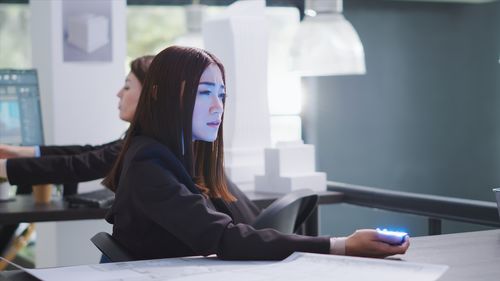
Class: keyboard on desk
65,188,115,208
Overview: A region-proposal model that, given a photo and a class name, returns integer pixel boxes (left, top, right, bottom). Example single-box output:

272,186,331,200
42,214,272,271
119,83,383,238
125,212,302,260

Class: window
126,5,224,64
0,3,31,68
126,5,185,63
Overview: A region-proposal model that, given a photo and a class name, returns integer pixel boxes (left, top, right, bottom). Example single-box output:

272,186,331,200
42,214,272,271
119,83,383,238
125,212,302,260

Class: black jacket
6,140,123,185
106,136,330,260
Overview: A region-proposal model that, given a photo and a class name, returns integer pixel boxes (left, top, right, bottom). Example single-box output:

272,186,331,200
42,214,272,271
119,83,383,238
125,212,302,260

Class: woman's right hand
0,144,36,159
345,229,410,258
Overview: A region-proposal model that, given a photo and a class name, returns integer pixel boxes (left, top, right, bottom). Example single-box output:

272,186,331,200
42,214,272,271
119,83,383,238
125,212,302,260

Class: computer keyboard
65,188,115,208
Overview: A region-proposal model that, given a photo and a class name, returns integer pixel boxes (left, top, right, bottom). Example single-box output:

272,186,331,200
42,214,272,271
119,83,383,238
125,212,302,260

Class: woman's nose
210,95,223,114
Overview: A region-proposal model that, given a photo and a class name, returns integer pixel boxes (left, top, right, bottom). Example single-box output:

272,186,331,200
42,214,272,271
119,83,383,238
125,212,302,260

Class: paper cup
0,181,11,200
32,184,53,204
494,188,500,220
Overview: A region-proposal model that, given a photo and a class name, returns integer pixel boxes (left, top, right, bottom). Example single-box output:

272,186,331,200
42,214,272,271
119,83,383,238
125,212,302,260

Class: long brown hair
103,46,235,202
130,55,154,84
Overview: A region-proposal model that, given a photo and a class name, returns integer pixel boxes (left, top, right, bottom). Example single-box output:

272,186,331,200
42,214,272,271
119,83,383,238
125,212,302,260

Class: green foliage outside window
126,6,186,65
0,4,31,68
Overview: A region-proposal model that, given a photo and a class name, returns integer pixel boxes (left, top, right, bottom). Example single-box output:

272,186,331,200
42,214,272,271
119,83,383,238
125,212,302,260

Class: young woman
103,46,410,261
0,55,154,188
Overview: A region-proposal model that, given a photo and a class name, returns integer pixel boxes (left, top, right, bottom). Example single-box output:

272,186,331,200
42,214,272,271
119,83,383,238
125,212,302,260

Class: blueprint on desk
1,252,448,281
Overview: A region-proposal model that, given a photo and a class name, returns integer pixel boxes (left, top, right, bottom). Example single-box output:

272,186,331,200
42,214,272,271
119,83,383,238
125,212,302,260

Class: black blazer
106,136,329,261
6,140,123,185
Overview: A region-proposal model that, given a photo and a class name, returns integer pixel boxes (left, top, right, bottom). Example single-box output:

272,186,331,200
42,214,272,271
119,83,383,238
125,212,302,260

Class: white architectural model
67,14,109,53
255,141,326,193
203,0,270,190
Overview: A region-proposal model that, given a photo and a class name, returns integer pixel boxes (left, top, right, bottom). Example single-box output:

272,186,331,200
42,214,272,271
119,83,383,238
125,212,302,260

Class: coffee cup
32,184,53,204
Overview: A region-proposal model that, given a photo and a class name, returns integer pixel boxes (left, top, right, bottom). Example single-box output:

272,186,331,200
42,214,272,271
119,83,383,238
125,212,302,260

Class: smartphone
376,228,408,245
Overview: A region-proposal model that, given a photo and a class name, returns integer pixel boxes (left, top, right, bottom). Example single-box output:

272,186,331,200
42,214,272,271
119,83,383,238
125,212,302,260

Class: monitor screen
0,69,44,146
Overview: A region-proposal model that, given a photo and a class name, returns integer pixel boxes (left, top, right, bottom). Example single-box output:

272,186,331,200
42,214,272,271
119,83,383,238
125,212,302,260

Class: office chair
0,223,35,271
90,232,133,262
252,189,319,235
0,184,39,258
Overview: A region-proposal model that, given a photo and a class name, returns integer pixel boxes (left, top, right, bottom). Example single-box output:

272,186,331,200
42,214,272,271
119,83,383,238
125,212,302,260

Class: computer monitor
0,69,44,146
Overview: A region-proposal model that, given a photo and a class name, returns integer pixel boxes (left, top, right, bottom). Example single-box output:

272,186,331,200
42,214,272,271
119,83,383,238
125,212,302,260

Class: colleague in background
0,55,154,187
103,46,410,261
0,55,153,256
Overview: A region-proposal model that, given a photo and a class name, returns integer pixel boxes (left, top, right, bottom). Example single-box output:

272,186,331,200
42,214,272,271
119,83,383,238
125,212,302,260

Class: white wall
30,0,126,267
31,0,127,147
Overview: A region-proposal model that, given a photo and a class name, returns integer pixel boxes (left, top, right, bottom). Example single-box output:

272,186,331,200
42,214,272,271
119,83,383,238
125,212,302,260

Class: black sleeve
224,178,261,224
127,157,330,260
6,141,122,185
40,139,122,156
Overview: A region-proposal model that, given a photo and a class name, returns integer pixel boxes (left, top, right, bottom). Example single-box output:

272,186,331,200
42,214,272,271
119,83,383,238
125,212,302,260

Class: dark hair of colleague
103,46,409,261
0,55,154,189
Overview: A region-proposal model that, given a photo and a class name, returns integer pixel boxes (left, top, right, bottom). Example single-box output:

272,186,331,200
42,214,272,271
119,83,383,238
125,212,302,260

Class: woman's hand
345,229,410,258
0,144,36,159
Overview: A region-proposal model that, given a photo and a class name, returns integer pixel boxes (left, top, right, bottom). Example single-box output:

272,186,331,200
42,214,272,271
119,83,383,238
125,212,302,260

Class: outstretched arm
0,144,36,159
40,140,122,156
5,141,122,185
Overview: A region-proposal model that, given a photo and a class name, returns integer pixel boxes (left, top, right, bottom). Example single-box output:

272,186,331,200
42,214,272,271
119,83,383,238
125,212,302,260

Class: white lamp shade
290,13,366,76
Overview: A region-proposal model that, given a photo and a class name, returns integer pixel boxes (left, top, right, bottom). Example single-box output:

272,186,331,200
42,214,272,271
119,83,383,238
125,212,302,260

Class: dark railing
327,181,500,235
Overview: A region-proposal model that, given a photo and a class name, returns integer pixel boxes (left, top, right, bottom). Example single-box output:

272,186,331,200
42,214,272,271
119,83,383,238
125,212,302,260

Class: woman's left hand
345,229,410,258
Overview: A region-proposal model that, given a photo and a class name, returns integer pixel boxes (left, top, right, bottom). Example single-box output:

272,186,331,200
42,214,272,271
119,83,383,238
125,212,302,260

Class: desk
1,229,499,281
403,229,500,281
0,191,343,225
0,195,107,224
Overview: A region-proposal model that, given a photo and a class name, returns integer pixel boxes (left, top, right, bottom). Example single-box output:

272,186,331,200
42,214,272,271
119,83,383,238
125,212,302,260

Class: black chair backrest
252,189,319,234
90,232,133,262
